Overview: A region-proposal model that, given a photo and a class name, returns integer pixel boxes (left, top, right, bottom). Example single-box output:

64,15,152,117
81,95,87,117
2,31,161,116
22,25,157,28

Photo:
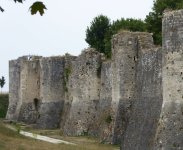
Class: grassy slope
0,94,9,118
0,122,120,150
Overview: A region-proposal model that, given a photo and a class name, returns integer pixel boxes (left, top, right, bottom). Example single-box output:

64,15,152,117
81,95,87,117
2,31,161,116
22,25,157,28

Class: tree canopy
85,17,146,58
103,18,146,58
85,15,110,54
86,0,183,58
0,0,47,16
0,76,6,94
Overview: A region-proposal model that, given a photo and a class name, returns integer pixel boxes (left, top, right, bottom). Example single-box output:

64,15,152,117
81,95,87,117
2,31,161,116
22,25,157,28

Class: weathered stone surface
6,58,22,121
63,49,106,136
7,9,183,149
17,60,41,123
6,56,42,121
36,57,65,129
153,9,183,150
120,44,162,149
36,101,64,129
17,102,37,124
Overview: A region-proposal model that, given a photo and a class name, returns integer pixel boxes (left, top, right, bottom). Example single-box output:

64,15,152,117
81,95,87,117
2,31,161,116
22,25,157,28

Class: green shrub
64,87,68,92
32,133,38,141
16,122,23,133
105,114,112,123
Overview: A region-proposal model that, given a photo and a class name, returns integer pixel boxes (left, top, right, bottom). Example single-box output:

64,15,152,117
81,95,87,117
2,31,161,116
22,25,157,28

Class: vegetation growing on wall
33,56,37,60
105,114,112,123
63,79,66,86
65,66,72,81
64,87,68,92
63,66,72,93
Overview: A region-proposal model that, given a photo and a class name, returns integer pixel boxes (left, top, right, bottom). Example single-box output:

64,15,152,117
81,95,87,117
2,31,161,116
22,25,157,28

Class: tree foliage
14,0,25,3
85,15,146,59
111,18,146,34
85,15,110,54
0,1,47,16
145,0,183,45
65,52,71,56
103,18,146,58
86,0,183,58
0,76,6,94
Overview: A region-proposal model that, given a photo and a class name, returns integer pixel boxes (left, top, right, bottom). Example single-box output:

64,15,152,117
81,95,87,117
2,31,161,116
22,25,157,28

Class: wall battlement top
10,55,78,62
112,31,152,38
111,31,156,53
80,48,103,55
163,9,183,17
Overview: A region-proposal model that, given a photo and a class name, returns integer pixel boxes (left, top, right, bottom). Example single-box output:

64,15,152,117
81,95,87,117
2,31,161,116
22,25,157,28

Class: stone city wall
6,9,183,149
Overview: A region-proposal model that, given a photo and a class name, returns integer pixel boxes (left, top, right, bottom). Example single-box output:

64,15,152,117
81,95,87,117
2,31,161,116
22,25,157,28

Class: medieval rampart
6,9,183,149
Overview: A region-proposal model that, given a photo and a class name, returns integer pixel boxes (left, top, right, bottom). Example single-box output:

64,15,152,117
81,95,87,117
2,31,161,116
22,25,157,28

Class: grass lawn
0,94,9,118
0,122,120,150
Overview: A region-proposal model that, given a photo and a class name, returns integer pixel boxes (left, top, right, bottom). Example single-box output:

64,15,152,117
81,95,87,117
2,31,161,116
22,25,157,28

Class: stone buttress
153,9,183,150
120,33,163,150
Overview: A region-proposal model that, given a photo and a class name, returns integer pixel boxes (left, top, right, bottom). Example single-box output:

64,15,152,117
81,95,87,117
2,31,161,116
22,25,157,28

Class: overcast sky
0,0,154,92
